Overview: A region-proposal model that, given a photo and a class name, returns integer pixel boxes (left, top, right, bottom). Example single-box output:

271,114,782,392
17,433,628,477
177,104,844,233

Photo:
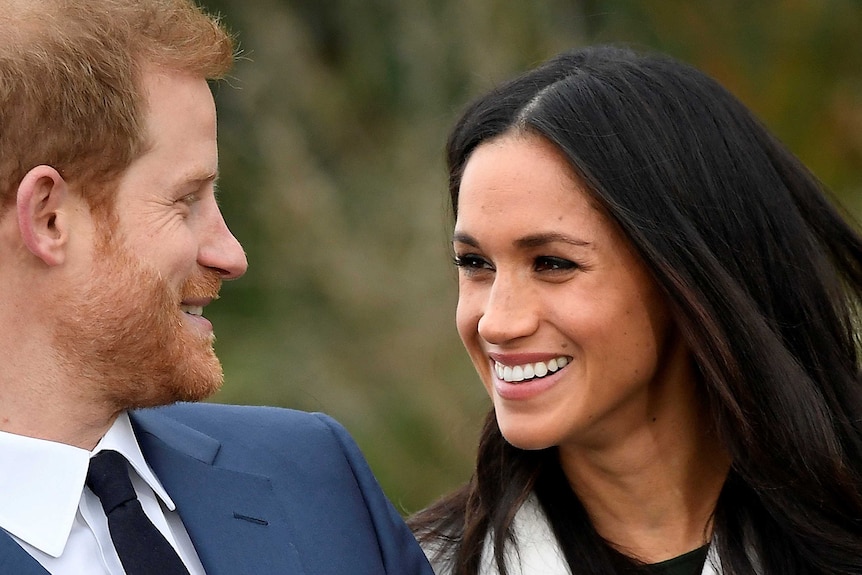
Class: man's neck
0,381,119,450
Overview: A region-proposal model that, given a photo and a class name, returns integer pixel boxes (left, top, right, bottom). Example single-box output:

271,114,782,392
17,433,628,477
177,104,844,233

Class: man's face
54,67,247,410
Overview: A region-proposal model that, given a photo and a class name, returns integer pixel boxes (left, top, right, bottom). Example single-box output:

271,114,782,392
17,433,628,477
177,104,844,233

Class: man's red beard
53,236,224,412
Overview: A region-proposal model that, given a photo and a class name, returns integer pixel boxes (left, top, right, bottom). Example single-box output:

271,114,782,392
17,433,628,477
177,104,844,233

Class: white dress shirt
0,412,206,574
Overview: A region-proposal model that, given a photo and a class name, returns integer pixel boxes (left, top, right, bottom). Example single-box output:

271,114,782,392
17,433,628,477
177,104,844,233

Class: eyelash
453,254,492,271
452,254,579,274
534,256,578,272
178,193,200,206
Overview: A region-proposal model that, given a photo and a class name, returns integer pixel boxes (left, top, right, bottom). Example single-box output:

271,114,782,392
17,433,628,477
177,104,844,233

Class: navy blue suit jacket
0,403,434,574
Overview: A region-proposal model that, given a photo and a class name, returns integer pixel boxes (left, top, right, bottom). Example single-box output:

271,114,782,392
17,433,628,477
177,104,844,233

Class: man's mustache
181,271,222,301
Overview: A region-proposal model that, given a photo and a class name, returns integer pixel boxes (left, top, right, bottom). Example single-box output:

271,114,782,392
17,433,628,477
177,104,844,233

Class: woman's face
453,133,695,452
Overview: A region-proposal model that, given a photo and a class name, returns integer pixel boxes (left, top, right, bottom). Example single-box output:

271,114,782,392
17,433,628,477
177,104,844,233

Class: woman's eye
534,256,577,272
453,254,494,272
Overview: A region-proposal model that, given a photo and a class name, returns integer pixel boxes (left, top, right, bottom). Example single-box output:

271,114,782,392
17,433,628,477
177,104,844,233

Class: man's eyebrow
193,171,219,186
173,170,219,192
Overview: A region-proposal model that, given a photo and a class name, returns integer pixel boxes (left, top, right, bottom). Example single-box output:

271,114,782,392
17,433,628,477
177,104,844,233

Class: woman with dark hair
409,45,862,575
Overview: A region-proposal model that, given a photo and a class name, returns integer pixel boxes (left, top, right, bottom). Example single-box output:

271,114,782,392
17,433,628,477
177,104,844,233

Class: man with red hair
0,1,431,573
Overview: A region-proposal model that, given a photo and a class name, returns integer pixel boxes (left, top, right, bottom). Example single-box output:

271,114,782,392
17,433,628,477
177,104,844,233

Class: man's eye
177,193,200,206
534,256,577,272
453,254,493,271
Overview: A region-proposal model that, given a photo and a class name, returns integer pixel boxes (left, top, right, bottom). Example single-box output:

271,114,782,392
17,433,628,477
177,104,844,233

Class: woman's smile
454,132,690,451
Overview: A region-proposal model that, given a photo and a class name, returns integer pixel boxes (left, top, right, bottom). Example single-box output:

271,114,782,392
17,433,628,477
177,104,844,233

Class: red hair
0,0,235,215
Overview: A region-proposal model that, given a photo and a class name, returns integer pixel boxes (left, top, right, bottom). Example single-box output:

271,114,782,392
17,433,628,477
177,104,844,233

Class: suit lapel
131,410,306,575
0,532,51,575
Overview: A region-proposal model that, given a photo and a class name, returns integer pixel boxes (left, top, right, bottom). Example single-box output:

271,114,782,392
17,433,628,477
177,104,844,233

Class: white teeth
494,357,570,383
181,305,203,316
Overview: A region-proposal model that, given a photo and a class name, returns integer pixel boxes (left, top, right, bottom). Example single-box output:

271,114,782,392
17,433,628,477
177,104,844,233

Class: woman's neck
558,391,730,563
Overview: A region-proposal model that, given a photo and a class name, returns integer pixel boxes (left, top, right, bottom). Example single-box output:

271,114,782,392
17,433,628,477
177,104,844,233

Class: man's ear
16,165,77,266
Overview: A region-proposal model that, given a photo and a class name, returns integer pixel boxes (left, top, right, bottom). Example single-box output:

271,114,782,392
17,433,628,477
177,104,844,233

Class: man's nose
198,208,248,280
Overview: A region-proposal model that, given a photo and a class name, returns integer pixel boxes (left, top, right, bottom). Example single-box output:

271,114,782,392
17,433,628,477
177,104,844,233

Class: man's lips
180,297,215,318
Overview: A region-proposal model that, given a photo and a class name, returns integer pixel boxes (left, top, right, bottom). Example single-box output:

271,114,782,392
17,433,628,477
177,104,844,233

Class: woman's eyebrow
453,231,592,249
452,232,480,247
515,232,591,249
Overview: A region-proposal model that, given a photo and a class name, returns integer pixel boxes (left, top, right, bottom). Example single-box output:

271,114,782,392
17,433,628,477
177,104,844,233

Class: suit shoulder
136,403,345,444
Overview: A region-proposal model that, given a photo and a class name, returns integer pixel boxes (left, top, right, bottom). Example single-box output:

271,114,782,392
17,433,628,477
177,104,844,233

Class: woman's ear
16,165,76,266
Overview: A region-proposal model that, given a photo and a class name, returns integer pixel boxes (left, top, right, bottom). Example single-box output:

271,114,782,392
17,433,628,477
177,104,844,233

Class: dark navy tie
86,450,191,575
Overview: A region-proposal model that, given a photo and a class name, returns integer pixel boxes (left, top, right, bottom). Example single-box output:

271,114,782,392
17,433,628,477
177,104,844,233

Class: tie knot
87,450,137,514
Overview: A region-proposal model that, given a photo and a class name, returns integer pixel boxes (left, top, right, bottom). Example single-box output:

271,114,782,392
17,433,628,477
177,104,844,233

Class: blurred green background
197,0,862,515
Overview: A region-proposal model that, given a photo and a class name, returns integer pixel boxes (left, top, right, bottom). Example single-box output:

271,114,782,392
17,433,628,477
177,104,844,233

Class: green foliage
198,0,862,513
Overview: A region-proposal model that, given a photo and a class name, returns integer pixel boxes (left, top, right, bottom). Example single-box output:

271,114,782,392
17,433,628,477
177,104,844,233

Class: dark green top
643,545,709,575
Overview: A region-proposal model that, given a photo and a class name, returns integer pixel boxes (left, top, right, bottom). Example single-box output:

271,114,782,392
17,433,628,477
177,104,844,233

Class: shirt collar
94,412,176,512
0,411,175,558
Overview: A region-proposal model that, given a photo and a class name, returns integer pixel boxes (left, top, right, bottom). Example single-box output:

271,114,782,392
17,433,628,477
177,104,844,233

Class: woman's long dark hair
409,45,862,574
